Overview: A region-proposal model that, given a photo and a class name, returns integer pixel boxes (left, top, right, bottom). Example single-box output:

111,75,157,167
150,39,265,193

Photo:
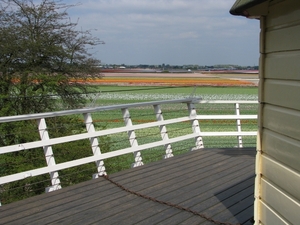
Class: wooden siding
261,155,300,204
259,202,289,225
265,25,300,52
265,51,300,80
262,129,300,173
263,104,300,140
257,0,300,224
266,0,300,29
261,178,300,225
264,80,300,110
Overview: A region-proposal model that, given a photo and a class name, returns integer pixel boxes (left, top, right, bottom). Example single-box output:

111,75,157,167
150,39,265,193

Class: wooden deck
0,148,256,225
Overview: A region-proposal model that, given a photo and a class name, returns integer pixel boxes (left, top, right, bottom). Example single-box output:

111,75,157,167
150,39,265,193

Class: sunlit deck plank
0,148,256,225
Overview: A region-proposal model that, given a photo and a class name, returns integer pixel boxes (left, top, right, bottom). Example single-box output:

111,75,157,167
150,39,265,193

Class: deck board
0,148,256,225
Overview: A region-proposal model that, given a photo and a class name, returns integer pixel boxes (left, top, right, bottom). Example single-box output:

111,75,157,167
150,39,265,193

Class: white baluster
84,113,106,178
187,102,204,150
122,108,143,167
154,104,173,159
37,118,61,192
235,103,243,148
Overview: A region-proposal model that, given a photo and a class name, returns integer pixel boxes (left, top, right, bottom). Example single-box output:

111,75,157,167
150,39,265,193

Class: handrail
0,99,257,123
0,98,200,123
0,98,258,200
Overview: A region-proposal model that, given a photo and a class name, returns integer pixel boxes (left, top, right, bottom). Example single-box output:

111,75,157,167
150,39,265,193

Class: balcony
0,98,258,224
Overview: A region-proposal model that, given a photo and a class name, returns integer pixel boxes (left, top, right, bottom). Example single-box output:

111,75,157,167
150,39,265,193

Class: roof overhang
230,0,269,18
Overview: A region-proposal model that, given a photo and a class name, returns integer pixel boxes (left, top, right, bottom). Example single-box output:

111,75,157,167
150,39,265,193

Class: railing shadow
214,175,255,224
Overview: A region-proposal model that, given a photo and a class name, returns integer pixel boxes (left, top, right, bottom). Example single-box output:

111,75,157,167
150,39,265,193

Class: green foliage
0,0,107,204
0,0,104,116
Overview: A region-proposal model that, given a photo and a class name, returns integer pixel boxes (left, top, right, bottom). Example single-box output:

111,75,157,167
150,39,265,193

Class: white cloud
65,0,260,65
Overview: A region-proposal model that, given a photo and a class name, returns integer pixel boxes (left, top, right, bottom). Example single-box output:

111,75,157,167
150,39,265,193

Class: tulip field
78,73,258,173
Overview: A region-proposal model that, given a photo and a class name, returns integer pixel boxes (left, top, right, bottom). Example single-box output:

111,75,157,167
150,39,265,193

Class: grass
88,85,257,96
80,85,258,173
86,85,258,106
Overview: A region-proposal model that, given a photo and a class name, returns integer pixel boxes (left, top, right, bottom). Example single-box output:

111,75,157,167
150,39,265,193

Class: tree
0,0,108,204
0,0,104,115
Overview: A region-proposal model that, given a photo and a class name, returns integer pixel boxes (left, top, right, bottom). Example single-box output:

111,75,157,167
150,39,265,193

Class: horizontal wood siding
258,0,300,223
264,0,300,56
264,80,300,110
260,178,300,225
265,51,300,80
262,129,300,173
261,155,300,205
259,155,300,224
265,25,300,52
259,201,290,225
263,105,300,140
266,0,300,30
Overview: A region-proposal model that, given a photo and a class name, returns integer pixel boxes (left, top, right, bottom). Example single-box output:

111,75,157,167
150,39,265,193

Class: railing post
187,102,204,150
84,113,106,178
235,103,243,148
37,118,62,192
154,104,174,159
122,108,143,167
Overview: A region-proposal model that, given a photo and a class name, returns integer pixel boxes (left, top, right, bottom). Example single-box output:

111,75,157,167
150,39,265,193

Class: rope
102,175,241,225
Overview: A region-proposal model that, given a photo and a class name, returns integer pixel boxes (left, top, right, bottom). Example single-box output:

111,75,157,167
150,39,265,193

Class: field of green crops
86,86,258,106
81,85,258,173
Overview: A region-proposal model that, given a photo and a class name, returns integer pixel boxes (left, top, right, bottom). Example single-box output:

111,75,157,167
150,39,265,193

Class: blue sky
65,0,260,66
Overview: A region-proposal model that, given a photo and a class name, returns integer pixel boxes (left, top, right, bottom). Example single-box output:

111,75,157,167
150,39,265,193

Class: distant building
230,0,300,224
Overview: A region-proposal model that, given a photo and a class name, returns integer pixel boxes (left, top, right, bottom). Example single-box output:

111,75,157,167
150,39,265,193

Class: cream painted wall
255,0,300,224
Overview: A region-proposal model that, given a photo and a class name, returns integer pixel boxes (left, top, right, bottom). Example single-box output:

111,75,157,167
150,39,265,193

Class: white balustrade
0,98,258,198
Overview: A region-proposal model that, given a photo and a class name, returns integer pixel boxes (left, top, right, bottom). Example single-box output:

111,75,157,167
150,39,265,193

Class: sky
65,0,260,66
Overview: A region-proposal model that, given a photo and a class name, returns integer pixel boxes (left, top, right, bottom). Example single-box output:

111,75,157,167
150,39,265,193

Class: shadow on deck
0,148,256,225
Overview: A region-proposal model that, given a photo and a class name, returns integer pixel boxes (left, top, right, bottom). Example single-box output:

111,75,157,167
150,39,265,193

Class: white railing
0,98,258,204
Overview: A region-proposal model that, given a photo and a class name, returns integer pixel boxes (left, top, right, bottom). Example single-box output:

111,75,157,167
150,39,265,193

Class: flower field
81,77,254,86
76,72,258,87
82,73,258,168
